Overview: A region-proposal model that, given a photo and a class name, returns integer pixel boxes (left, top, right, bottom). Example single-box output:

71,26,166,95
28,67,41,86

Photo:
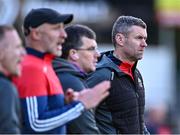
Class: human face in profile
1,30,26,76
76,36,100,73
121,25,147,63
37,23,67,56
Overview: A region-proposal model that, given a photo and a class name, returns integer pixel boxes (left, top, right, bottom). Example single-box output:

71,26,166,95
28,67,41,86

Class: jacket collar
0,72,10,80
53,57,87,78
26,47,47,59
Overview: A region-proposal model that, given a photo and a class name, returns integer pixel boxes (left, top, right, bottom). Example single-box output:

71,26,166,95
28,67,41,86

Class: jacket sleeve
0,81,21,134
57,73,101,134
13,65,85,133
86,68,117,134
88,71,124,132
57,73,85,92
86,68,112,88
21,96,84,132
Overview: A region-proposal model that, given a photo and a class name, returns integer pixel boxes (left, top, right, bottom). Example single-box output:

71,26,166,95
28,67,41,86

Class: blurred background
1,0,180,133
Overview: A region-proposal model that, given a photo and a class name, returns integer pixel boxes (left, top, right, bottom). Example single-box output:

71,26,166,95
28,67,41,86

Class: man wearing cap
13,8,110,134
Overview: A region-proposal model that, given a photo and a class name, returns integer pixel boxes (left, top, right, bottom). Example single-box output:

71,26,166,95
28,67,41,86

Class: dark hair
112,16,147,47
0,25,14,41
61,24,96,59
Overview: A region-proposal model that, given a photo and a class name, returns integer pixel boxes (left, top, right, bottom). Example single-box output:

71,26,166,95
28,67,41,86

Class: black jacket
0,72,21,134
53,57,100,134
86,51,148,134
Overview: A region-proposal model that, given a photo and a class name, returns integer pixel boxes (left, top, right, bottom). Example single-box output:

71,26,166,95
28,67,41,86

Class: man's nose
59,29,67,38
95,49,100,58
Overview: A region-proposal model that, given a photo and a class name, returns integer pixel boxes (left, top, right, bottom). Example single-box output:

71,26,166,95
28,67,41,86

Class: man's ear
115,33,125,47
30,28,41,41
69,49,79,61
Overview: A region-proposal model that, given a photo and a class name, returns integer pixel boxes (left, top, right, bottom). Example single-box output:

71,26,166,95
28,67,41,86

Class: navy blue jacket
13,48,85,134
53,57,100,134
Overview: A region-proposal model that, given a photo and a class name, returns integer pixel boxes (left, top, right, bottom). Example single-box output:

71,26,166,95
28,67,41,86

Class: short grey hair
112,16,147,47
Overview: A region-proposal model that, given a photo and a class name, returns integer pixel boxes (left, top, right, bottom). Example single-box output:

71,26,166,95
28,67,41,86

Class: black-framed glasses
75,47,98,52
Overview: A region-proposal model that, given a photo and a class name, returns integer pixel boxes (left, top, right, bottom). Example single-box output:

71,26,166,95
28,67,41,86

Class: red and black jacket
87,50,148,134
13,48,85,134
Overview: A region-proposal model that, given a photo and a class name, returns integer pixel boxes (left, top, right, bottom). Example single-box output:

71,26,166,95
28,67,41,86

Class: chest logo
43,66,48,73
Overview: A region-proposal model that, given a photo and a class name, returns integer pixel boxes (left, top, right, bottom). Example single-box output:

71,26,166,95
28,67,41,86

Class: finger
66,88,74,97
66,88,74,94
100,91,109,100
92,81,110,92
72,92,80,101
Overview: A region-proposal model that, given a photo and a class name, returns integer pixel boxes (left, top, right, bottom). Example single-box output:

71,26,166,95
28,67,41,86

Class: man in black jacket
53,24,100,134
0,25,26,133
86,16,149,134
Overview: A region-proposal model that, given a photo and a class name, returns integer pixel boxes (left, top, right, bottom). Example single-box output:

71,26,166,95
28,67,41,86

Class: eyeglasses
75,47,98,52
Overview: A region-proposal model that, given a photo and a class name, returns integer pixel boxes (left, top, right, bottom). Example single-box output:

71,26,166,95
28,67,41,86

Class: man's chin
88,67,96,73
56,52,62,57
10,71,20,77
53,51,62,57
14,70,21,77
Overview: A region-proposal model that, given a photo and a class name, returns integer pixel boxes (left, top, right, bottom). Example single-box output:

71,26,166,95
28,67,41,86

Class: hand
64,88,79,104
77,81,110,109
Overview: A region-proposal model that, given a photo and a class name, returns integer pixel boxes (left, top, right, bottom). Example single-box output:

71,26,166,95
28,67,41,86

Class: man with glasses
53,24,100,134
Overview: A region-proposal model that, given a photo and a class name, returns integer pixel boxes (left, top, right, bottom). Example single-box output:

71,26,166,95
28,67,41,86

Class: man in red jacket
13,8,110,134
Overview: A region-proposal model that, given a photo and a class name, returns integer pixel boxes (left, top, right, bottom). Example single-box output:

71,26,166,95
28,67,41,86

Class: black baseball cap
23,8,73,36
